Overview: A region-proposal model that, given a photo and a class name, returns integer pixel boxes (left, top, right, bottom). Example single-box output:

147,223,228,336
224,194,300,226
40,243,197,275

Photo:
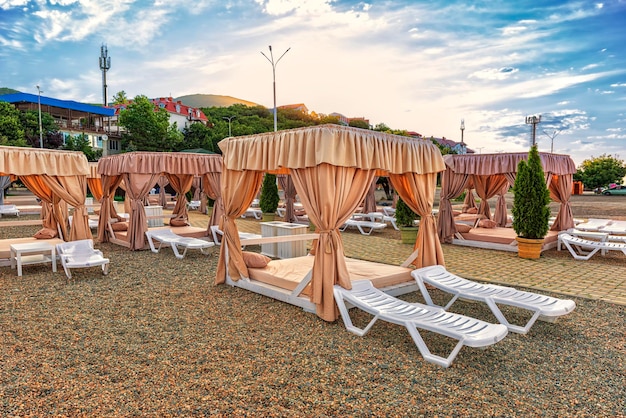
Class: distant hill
0,87,20,96
174,94,260,109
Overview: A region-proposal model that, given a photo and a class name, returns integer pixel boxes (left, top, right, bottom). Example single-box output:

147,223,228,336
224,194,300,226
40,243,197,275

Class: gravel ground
1,221,624,417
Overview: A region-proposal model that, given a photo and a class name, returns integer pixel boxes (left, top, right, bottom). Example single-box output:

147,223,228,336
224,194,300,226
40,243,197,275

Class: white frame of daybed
223,233,420,312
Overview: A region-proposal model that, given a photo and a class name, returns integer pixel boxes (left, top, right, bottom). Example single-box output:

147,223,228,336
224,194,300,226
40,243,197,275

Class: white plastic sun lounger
411,265,576,334
0,204,20,217
241,208,262,219
209,225,262,247
145,229,215,259
558,232,626,261
333,280,508,368
574,218,612,231
56,239,110,279
340,219,387,235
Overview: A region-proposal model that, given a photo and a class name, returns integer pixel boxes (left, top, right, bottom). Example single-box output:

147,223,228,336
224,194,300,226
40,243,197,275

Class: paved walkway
189,211,626,306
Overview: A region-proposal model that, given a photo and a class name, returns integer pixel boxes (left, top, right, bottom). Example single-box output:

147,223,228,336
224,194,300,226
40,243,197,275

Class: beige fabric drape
42,174,91,241
202,172,223,231
97,175,124,243
216,170,264,284
166,173,194,224
0,146,89,176
437,168,470,243
390,172,444,267
549,174,575,231
493,184,510,227
472,174,510,221
290,165,375,321
20,175,67,238
277,175,297,223
157,176,169,207
123,173,159,250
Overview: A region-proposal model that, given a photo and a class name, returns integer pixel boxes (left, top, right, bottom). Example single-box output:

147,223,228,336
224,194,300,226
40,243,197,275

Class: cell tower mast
99,44,111,106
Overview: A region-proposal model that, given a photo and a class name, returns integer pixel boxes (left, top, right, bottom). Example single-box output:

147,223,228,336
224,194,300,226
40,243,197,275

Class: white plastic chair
56,239,109,279
145,229,214,259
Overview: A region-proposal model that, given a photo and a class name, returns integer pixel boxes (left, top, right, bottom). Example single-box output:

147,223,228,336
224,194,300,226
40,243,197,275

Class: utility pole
36,85,43,148
525,115,541,147
99,44,111,106
261,45,290,132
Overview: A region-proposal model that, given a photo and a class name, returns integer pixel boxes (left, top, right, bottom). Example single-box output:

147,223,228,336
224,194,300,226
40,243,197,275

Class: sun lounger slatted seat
340,219,387,235
558,232,626,261
333,280,508,368
411,265,576,334
56,239,110,279
145,229,215,259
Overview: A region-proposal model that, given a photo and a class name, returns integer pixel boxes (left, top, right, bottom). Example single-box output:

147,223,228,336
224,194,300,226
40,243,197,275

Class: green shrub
512,145,551,239
259,173,280,214
395,197,419,227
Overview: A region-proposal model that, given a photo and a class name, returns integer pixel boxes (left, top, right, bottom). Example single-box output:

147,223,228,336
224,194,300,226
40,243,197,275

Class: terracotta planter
516,236,544,259
399,226,419,245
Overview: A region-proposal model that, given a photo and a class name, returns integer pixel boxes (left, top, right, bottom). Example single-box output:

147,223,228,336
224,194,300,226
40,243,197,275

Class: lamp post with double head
223,115,236,137
261,45,291,132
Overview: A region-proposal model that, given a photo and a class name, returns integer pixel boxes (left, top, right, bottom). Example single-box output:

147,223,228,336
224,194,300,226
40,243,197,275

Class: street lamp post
223,115,236,137
543,129,561,153
36,85,43,148
460,119,465,154
261,45,290,132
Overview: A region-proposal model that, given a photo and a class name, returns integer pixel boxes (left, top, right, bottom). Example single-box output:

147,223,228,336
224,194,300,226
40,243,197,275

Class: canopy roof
97,151,222,176
219,124,445,174
0,145,90,176
0,93,115,117
443,152,577,176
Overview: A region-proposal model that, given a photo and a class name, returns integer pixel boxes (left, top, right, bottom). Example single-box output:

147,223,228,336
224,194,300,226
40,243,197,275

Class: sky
1,0,626,166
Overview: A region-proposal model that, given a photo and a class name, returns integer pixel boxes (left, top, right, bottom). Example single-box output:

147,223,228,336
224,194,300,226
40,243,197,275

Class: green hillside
0,87,20,95
174,94,260,109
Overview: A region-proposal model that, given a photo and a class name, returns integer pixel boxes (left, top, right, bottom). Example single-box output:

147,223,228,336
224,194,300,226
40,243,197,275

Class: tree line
1,92,625,189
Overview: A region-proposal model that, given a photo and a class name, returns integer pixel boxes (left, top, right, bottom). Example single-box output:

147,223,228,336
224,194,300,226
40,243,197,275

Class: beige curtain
96,175,124,243
291,164,375,321
437,168,470,243
166,174,194,224
41,174,91,241
124,173,159,250
390,172,444,267
20,175,68,239
472,174,510,220
202,172,223,231
549,174,575,231
277,175,297,223
493,183,511,227
216,170,264,284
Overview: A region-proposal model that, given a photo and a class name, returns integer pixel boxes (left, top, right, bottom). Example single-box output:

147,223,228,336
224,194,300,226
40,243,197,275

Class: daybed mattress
458,227,559,245
247,256,413,296
0,237,65,259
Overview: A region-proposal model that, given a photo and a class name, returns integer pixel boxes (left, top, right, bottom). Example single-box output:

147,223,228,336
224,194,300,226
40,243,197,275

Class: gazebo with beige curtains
216,124,445,322
96,152,223,250
0,146,92,241
437,152,577,244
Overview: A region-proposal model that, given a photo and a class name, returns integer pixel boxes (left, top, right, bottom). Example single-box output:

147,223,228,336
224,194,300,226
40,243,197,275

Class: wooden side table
10,242,57,277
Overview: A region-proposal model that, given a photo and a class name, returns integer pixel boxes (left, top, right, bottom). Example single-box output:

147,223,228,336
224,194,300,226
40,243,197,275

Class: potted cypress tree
512,145,551,259
395,197,420,244
259,173,280,222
